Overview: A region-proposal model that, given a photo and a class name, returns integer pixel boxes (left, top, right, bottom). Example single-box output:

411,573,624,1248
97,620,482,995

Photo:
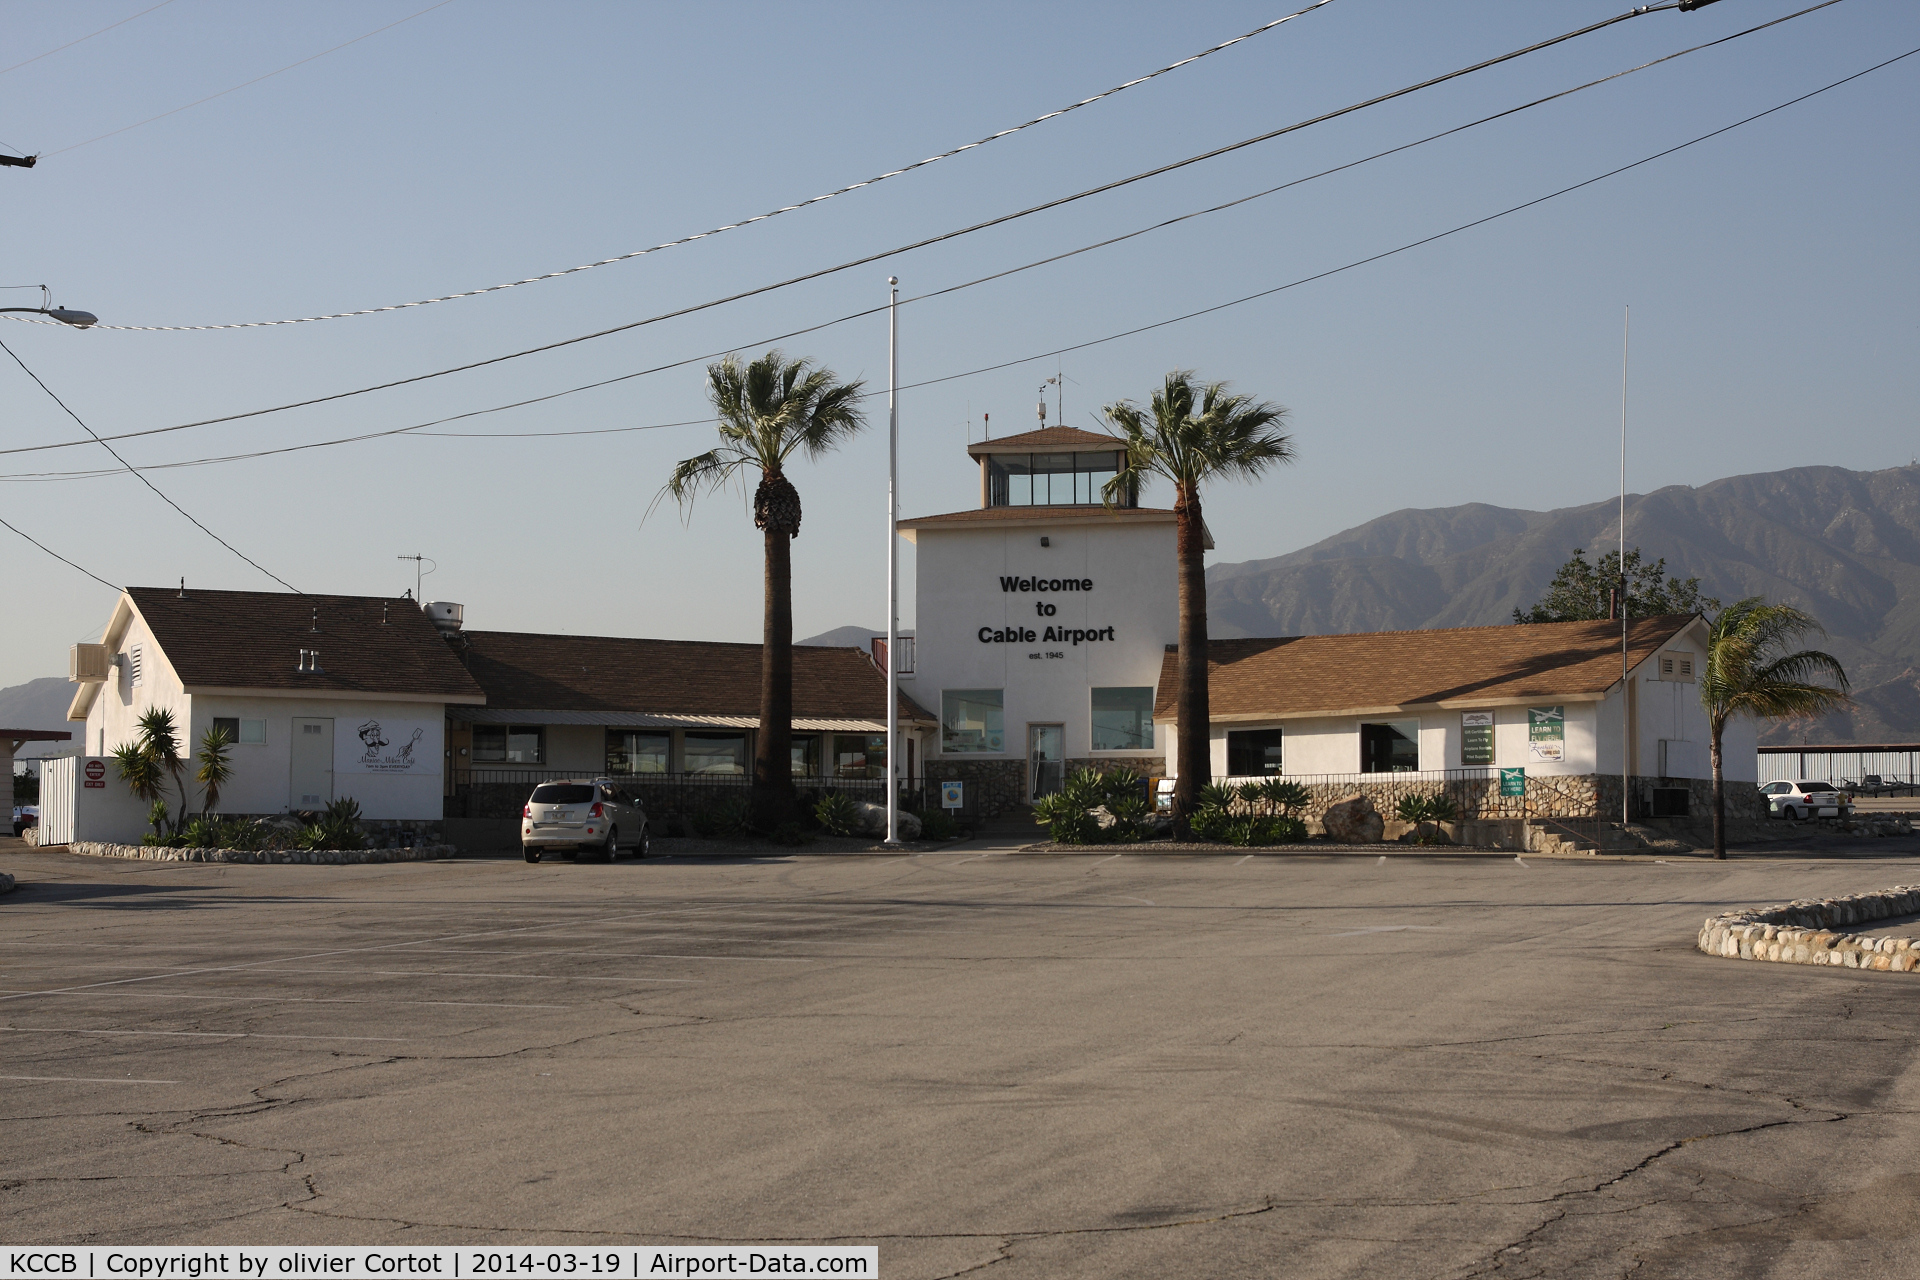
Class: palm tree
659,350,867,827
1700,598,1849,859
1103,371,1293,838
196,726,234,816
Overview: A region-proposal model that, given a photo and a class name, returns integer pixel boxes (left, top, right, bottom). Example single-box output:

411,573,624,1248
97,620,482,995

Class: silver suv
521,780,651,863
1760,780,1855,820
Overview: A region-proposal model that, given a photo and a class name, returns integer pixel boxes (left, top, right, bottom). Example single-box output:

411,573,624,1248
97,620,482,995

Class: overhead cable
44,0,458,157
0,0,1850,468
0,514,120,590
0,338,301,591
9,35,1904,486
27,0,1341,330
0,0,177,77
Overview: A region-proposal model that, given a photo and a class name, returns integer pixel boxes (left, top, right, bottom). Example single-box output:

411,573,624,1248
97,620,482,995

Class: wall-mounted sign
941,781,964,810
1461,711,1494,766
336,718,439,776
1500,767,1526,797
1527,706,1565,763
83,758,107,789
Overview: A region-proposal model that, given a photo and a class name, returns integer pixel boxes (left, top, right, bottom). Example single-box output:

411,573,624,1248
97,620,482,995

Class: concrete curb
1697,885,1920,972
68,841,458,865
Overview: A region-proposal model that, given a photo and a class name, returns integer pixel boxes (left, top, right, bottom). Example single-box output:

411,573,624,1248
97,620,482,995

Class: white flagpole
1621,304,1630,830
885,276,901,847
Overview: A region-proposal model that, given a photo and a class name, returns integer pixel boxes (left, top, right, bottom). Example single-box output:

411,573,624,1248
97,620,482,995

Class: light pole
884,276,901,847
0,306,97,327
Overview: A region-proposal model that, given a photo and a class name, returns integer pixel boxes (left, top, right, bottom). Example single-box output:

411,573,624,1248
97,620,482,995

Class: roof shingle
965,425,1119,456
1154,615,1699,721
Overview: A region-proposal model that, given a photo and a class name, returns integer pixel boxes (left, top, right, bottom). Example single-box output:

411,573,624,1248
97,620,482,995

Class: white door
291,718,334,810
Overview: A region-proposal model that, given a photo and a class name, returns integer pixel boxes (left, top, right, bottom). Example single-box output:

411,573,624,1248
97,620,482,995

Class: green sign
1500,768,1526,797
1527,705,1565,763
1461,711,1494,766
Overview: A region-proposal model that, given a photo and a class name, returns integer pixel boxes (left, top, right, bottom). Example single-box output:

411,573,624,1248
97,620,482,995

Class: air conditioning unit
69,643,111,683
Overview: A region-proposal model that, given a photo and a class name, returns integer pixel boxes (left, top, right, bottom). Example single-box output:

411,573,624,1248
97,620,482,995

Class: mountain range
1205,463,1920,744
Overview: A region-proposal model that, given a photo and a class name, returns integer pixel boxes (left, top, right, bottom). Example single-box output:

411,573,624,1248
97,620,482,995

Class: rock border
0,871,15,894
68,841,457,865
1697,885,1920,972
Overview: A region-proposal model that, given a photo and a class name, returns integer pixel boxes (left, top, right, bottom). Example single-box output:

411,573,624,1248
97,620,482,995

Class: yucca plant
813,791,861,837
196,726,234,817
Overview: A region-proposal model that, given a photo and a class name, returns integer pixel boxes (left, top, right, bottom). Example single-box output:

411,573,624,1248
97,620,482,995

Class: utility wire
0,338,301,591
0,0,1848,469
0,0,177,77
27,0,1342,330
43,0,457,157
9,33,1902,487
0,514,120,591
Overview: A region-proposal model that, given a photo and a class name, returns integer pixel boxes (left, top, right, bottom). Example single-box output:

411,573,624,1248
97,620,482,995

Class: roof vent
296,648,325,674
424,601,464,636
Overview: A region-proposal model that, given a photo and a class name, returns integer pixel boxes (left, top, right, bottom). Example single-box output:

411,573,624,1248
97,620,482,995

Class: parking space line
3,1026,412,1042
0,989,570,1010
3,1075,179,1085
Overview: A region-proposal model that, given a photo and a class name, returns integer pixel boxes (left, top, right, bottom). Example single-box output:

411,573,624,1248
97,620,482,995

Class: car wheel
602,826,619,862
523,845,541,863
1788,806,1804,821
638,825,650,859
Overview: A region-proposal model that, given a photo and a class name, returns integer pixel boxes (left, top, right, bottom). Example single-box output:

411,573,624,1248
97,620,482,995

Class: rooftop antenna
177,576,186,599
1036,383,1048,426
310,606,320,633
983,410,990,440
397,553,436,602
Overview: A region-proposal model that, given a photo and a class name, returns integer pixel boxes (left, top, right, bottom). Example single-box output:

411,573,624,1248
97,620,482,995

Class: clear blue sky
2,0,1915,689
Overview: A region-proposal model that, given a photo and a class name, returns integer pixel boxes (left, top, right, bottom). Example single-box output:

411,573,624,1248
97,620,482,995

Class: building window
211,718,266,745
1091,687,1155,752
985,452,1131,508
606,730,670,774
791,734,821,778
683,732,748,775
1226,728,1284,776
472,724,545,764
1360,720,1420,773
835,734,886,779
942,689,1005,753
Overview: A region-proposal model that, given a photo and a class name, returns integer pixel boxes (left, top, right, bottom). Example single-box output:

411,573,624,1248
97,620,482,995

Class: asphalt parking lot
5,840,1920,1279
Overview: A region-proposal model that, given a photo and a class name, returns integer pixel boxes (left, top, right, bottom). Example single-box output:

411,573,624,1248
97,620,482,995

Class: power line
9,33,1902,488
26,0,1343,331
0,0,177,77
0,0,1850,471
0,514,120,591
44,0,458,157
0,338,301,591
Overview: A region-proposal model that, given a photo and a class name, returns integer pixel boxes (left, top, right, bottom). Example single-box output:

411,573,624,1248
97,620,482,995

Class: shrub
1256,779,1310,814
813,791,862,837
1032,788,1102,845
912,807,959,841
1107,794,1151,842
1394,793,1460,824
297,797,365,851
692,794,755,839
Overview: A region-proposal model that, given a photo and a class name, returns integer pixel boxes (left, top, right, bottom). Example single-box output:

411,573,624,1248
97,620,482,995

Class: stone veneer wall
1698,885,1920,972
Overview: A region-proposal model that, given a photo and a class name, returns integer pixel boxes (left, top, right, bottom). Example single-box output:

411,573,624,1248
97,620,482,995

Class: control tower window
986,452,1130,507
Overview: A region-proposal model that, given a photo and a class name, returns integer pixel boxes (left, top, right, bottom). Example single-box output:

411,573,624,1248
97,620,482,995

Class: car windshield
530,784,595,804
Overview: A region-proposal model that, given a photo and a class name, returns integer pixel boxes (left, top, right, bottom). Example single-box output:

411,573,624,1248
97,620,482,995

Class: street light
0,306,97,328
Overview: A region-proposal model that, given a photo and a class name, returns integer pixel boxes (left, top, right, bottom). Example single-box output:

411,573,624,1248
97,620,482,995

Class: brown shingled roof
966,425,1118,457
460,630,933,722
1154,615,1700,722
128,588,485,701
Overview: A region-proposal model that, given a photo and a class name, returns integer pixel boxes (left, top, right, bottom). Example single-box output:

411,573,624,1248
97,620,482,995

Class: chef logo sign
338,718,437,775
1527,706,1566,763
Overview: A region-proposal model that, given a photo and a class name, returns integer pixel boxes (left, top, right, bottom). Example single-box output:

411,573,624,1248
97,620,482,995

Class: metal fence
446,768,898,820
1758,746,1920,793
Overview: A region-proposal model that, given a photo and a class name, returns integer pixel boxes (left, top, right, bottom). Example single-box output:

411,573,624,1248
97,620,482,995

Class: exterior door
1028,724,1065,800
291,717,334,810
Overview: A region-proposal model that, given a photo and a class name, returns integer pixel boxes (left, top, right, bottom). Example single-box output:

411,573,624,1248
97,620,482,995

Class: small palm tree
115,708,192,838
1701,598,1849,859
196,726,234,817
659,350,867,827
1103,371,1293,838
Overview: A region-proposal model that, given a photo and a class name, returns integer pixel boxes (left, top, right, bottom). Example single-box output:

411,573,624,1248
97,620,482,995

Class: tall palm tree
660,350,867,827
113,707,191,838
1103,371,1293,838
1700,598,1849,859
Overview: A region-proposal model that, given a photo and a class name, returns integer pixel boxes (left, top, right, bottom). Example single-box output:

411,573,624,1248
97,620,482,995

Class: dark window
684,732,748,775
1091,687,1155,752
530,784,595,804
606,730,670,774
791,734,821,777
835,734,887,779
1360,721,1420,773
1802,781,1836,792
473,725,545,763
1226,729,1285,777
211,717,239,743
985,451,1132,508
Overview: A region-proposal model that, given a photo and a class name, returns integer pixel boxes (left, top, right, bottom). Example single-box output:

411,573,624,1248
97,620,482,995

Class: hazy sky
2,0,1914,689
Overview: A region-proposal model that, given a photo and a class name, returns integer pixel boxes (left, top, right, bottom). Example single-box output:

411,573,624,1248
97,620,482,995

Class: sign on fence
1500,767,1526,797
941,780,964,809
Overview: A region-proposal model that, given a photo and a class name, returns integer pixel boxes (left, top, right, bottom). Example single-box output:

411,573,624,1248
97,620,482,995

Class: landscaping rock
0,871,15,894
1321,793,1384,844
1698,884,1920,975
850,802,921,841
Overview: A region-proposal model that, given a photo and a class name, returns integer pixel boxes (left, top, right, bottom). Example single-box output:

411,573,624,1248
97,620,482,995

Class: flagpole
885,276,902,847
1621,304,1630,831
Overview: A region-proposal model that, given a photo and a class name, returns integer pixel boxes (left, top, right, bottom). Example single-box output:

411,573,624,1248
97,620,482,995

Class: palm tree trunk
756,523,795,829
1173,480,1210,840
1710,724,1726,859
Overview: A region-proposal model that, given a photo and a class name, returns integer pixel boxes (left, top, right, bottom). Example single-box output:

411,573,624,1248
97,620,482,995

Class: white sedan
1760,780,1854,820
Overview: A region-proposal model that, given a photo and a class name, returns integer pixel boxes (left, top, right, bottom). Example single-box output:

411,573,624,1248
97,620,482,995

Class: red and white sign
83,759,106,789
